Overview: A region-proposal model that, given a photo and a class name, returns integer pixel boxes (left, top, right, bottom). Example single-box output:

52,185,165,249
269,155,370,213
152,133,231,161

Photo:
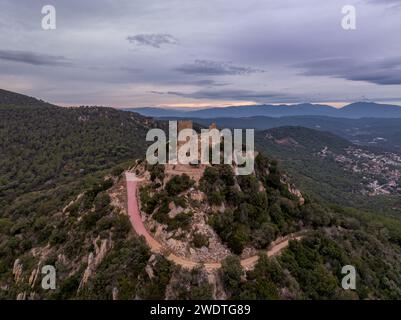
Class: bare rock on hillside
168,202,185,218
13,259,23,283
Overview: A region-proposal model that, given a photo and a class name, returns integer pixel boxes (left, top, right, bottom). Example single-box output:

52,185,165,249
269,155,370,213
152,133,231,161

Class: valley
255,126,401,215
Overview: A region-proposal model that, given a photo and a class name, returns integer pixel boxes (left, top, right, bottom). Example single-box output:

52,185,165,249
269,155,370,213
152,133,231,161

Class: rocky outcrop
131,159,304,273
144,254,157,280
108,177,128,215
16,292,26,300
78,238,112,291
207,271,227,300
189,188,204,202
168,202,185,219
211,203,226,213
112,287,119,300
288,184,305,205
13,259,23,283
63,193,84,214
28,264,41,288
79,252,95,290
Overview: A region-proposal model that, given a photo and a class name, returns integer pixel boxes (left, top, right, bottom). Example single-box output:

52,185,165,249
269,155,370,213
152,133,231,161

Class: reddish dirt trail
240,236,302,270
125,172,303,271
126,173,162,252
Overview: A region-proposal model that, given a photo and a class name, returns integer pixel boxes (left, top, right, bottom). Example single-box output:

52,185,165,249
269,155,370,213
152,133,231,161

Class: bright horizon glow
55,100,401,110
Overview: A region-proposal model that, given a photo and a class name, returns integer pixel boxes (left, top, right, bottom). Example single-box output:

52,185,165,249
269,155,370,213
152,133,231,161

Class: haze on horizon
1,0,401,108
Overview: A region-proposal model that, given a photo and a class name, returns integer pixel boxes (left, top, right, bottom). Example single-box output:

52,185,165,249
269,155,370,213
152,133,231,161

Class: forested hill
0,90,160,208
0,88,57,108
258,126,352,153
0,90,174,300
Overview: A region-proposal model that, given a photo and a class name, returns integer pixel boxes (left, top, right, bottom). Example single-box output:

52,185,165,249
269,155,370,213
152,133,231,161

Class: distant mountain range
160,115,401,154
128,102,401,119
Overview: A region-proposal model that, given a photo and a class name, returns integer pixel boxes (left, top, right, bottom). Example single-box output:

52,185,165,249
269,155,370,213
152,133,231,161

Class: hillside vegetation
0,91,171,299
255,126,401,215
2,89,401,300
140,155,401,299
0,102,160,207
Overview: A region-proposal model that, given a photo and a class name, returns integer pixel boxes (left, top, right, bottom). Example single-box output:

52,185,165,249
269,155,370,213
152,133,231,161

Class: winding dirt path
125,172,303,271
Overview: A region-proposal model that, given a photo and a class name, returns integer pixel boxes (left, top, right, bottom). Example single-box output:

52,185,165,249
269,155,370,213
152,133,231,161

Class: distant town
318,146,401,196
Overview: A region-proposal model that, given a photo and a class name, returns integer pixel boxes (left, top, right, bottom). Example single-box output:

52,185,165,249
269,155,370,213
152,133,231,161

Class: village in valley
317,146,401,196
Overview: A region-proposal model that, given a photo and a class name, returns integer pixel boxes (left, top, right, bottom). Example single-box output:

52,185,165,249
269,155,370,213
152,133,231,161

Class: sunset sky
1,0,401,108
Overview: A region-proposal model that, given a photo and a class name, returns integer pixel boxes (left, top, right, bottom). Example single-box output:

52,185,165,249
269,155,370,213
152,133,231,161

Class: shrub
209,191,224,206
221,255,243,298
49,229,68,245
0,218,12,234
111,166,124,177
192,232,209,248
153,199,170,224
139,186,159,214
167,212,193,231
165,174,194,196
94,192,111,211
173,196,187,208
228,224,250,254
251,223,277,249
147,164,165,182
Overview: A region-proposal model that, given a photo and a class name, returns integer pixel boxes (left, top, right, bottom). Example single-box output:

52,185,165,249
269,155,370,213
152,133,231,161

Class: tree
221,255,243,298
228,224,250,254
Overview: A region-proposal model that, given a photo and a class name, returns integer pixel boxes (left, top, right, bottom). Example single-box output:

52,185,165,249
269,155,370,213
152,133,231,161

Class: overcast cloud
0,50,72,66
127,34,179,48
0,0,400,107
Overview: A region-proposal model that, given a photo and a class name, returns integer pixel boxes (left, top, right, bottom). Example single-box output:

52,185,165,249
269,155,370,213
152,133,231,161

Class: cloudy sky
1,0,401,108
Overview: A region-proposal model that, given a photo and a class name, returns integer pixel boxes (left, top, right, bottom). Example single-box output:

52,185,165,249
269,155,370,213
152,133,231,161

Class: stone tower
177,120,193,132
177,120,194,148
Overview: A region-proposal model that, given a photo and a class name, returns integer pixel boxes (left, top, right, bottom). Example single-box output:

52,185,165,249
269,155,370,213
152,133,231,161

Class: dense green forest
0,103,160,207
